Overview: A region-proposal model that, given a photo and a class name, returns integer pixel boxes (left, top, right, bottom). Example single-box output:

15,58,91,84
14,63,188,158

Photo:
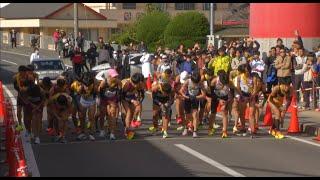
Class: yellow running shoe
221,131,228,138
208,128,215,136
162,131,169,139
86,121,91,129
77,120,81,127
275,131,284,139
126,131,135,140
16,124,24,131
148,126,157,133
269,129,276,137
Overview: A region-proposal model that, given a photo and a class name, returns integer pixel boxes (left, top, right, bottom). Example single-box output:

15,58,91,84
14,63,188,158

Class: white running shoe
193,132,198,138
34,137,40,144
182,129,188,136
110,133,116,140
213,123,220,129
99,130,106,137
88,134,95,141
77,133,86,140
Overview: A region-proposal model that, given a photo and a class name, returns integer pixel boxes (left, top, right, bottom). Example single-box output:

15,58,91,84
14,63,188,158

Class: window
175,3,195,10
153,3,165,11
123,3,136,9
203,3,217,11
33,60,63,71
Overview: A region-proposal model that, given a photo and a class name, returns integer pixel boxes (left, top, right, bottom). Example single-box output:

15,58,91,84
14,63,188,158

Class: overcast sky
0,3,9,8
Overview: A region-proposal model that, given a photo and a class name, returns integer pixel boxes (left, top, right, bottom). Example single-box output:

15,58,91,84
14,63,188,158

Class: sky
0,3,9,8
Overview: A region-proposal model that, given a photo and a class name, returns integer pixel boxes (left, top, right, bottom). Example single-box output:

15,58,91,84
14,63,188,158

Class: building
0,3,117,49
85,3,249,38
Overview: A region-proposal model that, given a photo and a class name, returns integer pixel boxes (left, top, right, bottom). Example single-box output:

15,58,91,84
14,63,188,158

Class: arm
274,57,282,70
282,56,292,70
253,40,260,51
179,82,189,99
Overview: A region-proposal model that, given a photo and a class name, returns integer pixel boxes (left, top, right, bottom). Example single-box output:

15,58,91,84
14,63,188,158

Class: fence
0,31,93,52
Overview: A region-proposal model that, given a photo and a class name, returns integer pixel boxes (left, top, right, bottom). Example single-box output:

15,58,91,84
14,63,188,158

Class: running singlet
238,74,253,97
99,80,119,100
153,84,170,105
203,75,212,95
187,79,200,96
121,78,138,101
213,77,229,98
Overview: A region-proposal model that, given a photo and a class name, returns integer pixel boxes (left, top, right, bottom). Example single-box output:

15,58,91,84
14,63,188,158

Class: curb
300,122,320,137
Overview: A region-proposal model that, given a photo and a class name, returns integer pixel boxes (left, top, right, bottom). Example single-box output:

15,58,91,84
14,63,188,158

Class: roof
214,27,249,38
0,3,107,20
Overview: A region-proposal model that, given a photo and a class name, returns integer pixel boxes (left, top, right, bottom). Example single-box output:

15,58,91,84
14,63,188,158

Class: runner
209,70,238,138
121,73,144,140
150,81,175,138
97,69,121,140
47,93,73,143
174,71,189,131
179,72,206,138
38,77,53,133
200,68,214,128
267,82,292,139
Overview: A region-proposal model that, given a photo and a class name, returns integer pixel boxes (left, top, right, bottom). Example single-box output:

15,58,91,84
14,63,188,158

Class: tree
135,11,170,52
164,11,209,49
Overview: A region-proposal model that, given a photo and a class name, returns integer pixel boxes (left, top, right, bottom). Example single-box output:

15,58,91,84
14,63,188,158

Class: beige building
0,3,117,49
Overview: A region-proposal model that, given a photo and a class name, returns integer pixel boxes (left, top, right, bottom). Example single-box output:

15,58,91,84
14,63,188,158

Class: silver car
31,58,70,82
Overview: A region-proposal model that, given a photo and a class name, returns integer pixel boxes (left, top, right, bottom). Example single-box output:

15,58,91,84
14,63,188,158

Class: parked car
31,58,71,83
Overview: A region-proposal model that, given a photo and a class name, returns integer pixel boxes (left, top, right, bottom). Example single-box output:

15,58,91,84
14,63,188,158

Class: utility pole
74,3,78,48
210,3,214,35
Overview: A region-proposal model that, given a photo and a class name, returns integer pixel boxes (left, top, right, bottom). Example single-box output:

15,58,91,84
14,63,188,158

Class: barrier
0,81,29,177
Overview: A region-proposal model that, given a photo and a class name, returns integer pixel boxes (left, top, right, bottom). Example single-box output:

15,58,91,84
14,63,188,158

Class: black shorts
211,94,228,114
184,98,200,114
199,98,207,109
278,76,291,85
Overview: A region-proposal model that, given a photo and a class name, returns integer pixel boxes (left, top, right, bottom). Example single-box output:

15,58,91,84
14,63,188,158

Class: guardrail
0,81,29,177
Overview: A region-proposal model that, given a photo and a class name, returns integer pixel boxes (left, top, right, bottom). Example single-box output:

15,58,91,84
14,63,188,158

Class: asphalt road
1,49,320,177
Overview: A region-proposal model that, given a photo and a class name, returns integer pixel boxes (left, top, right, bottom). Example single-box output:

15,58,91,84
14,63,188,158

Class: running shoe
15,124,23,132
131,120,138,128
77,120,81,127
46,128,51,132
176,126,184,131
77,133,87,140
176,117,183,125
158,119,163,126
34,137,40,144
110,133,116,140
99,130,106,138
88,134,95,141
168,122,171,127
148,126,157,133
193,131,198,138
208,128,215,136
48,128,56,136
182,128,188,136
233,126,238,134
269,128,276,136
274,131,284,139
126,131,135,140
86,121,91,129
162,131,169,139
54,135,62,143
60,137,67,144
213,123,220,129
221,131,228,138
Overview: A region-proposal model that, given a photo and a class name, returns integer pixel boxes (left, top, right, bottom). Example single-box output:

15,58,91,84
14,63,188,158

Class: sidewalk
0,43,72,66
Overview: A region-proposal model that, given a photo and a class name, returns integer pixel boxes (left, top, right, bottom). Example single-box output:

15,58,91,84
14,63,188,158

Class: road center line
174,144,245,177
0,59,18,65
2,84,40,177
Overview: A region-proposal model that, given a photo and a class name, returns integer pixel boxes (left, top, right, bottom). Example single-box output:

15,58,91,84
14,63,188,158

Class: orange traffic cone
313,129,320,141
263,103,273,126
245,106,250,121
287,105,300,133
146,74,152,91
287,92,297,113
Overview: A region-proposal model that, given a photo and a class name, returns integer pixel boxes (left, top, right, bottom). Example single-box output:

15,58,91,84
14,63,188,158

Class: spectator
245,37,260,55
196,51,206,76
9,29,17,48
76,32,84,52
315,44,320,58
250,51,265,79
97,37,104,52
275,48,292,85
62,35,69,58
276,38,285,49
293,48,307,104
86,43,98,69
230,49,246,79
294,30,304,49
312,55,320,111
265,47,278,93
179,54,197,75
138,41,148,53
177,44,185,54
98,44,111,65
105,42,114,59
53,29,60,51
302,54,315,110
30,48,40,63
57,34,64,58
70,47,87,77
228,47,236,59
207,43,216,56
140,51,152,80
120,49,130,79
208,47,231,76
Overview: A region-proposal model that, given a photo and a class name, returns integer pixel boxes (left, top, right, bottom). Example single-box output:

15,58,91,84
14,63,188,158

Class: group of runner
13,41,299,144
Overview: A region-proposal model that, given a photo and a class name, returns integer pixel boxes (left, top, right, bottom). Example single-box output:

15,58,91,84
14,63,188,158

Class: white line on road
2,84,40,177
286,135,320,148
174,144,245,177
0,50,29,57
0,59,18,65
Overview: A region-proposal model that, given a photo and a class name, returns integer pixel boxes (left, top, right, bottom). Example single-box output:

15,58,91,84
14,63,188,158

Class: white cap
180,71,189,84
162,55,167,59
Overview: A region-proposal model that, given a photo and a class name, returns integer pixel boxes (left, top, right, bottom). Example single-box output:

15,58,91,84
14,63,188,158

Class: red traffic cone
146,74,152,91
263,103,273,126
287,92,297,113
287,106,300,133
313,129,320,141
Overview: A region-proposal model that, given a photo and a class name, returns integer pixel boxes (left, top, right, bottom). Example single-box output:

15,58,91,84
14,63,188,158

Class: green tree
164,11,209,49
135,11,170,52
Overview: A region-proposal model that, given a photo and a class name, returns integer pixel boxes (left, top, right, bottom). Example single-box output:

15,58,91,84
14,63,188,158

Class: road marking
2,84,40,177
0,50,29,57
286,135,320,148
174,144,245,177
0,59,18,65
